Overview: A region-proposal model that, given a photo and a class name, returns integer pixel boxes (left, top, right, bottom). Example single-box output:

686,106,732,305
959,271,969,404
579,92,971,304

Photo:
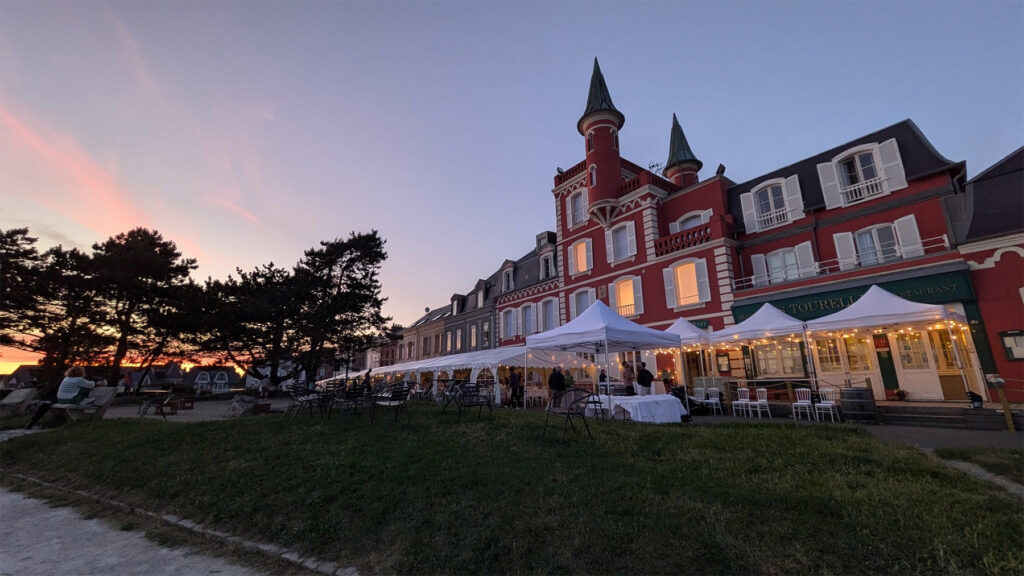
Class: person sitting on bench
56,366,95,405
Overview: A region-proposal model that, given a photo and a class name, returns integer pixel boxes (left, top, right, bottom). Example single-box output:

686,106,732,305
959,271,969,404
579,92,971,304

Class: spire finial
578,58,624,134
664,113,702,174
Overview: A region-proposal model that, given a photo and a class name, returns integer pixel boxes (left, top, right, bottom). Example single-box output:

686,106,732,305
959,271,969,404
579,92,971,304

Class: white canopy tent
805,285,966,331
664,317,712,387
709,303,805,344
526,300,682,412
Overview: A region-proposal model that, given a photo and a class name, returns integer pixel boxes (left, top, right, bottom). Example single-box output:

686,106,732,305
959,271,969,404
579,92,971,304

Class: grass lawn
936,447,1024,486
2,405,1022,575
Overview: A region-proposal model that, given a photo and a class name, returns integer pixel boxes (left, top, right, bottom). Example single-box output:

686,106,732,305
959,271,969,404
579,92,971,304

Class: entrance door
891,331,943,400
842,335,882,398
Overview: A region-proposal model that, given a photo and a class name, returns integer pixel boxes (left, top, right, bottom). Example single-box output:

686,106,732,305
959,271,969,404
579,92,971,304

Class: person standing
508,368,522,408
547,367,566,408
621,361,636,396
564,368,575,390
636,362,654,396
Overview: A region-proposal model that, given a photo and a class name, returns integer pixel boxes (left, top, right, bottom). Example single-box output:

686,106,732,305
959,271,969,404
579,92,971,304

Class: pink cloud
215,198,260,223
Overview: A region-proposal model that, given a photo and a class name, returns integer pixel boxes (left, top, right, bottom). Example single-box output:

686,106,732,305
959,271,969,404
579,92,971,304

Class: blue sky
1,0,1021,342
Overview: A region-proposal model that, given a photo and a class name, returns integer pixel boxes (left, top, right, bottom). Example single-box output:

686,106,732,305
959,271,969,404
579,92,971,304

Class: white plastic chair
749,387,772,419
733,388,751,418
704,387,723,416
693,387,706,402
792,387,814,421
815,387,840,422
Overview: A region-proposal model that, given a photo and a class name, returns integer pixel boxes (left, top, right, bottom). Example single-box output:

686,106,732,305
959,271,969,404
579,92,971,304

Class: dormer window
476,291,484,309
818,139,907,209
739,176,804,233
451,301,458,316
501,268,514,292
539,254,555,280
569,192,587,227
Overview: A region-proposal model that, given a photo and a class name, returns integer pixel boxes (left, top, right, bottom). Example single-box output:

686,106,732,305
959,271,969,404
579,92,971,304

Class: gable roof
727,119,961,229
963,146,1024,242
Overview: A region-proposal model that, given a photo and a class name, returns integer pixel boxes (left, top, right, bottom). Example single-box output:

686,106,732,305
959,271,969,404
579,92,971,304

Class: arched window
586,132,594,152
588,165,597,187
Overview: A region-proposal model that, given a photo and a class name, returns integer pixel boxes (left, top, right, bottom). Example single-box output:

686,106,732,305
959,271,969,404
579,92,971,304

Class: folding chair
792,387,814,421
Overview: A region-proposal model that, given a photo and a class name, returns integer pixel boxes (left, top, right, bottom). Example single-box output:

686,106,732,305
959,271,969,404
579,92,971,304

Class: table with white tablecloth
587,394,686,423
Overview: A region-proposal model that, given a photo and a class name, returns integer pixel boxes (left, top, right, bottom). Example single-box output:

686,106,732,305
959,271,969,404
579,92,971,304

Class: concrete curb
7,473,359,576
927,457,1024,500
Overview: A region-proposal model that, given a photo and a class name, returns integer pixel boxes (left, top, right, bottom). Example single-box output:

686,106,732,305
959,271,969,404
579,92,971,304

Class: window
502,309,515,338
855,224,900,267
609,276,643,317
568,192,587,227
539,254,555,279
818,139,907,209
568,239,592,275
663,259,710,309
521,304,536,335
446,331,452,352
482,321,490,347
588,165,597,187
502,268,514,292
451,301,458,316
434,334,440,353
470,325,477,348
930,330,972,370
815,339,843,372
740,176,804,233
669,210,713,234
607,222,637,262
541,299,557,331
423,337,430,355
611,129,618,150
754,343,804,377
455,329,463,350
569,288,595,320
476,291,484,309
767,248,798,284
587,131,594,152
895,332,929,370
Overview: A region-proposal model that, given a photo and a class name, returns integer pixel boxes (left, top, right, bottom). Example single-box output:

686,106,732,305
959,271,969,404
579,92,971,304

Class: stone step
879,413,967,429
878,405,967,416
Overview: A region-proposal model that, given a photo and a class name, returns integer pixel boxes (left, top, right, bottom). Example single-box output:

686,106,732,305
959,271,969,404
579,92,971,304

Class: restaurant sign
731,270,974,323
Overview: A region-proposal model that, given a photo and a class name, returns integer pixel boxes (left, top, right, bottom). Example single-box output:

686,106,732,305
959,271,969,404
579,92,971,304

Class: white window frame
833,214,922,271
540,297,558,332
668,209,712,234
470,325,477,348
663,258,710,310
567,191,588,229
501,268,514,292
520,303,537,335
766,247,799,284
539,253,555,280
606,221,637,263
501,309,516,339
608,275,644,318
455,328,463,350
446,330,452,352
451,300,458,316
588,164,597,187
817,139,907,209
586,131,594,152
477,291,484,309
568,238,593,277
568,287,596,320
740,176,804,233
855,223,901,267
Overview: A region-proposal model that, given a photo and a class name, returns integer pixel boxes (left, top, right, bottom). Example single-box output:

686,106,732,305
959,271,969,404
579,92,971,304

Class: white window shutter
605,229,614,262
569,294,577,320
879,139,907,191
783,175,804,222
567,245,576,275
585,239,593,270
695,259,711,302
817,162,842,209
669,221,680,234
589,288,597,309
663,267,677,309
794,241,817,278
894,215,924,257
633,276,644,314
833,232,857,270
701,209,713,223
564,195,571,226
626,222,637,256
608,280,618,313
751,254,768,287
512,308,519,336
534,304,540,333
740,192,759,233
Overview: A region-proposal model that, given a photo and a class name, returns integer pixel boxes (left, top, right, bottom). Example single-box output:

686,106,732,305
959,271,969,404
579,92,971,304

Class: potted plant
894,389,909,401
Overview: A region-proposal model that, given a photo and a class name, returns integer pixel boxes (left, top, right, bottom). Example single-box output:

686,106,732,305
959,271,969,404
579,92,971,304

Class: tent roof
805,285,966,332
526,300,680,353
664,317,711,345
710,303,805,343
373,346,582,376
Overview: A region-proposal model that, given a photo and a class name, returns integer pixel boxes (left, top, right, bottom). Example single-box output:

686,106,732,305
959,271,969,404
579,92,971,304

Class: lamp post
986,374,1015,433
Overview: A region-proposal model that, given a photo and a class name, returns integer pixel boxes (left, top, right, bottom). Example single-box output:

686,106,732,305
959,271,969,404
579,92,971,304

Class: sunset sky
1,1,1021,374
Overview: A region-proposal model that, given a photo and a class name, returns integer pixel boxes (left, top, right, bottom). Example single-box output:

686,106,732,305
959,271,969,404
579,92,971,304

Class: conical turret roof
578,58,624,134
664,113,702,173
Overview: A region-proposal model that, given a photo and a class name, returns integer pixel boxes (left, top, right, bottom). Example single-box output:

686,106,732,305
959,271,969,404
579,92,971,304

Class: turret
663,113,702,188
578,58,625,225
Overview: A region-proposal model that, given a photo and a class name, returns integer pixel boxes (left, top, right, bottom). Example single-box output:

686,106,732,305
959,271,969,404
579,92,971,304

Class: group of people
543,361,655,397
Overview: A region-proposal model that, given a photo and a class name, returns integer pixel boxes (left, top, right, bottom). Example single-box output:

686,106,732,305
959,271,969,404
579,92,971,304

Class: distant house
185,366,242,395
244,361,309,392
2,364,111,389
120,362,184,392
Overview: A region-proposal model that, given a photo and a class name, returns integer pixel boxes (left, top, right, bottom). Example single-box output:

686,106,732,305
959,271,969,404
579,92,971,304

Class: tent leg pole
947,318,971,398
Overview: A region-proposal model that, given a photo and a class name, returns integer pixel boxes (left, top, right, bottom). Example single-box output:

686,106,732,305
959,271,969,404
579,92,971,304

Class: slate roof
664,113,702,172
578,58,624,134
727,119,961,229
963,146,1024,242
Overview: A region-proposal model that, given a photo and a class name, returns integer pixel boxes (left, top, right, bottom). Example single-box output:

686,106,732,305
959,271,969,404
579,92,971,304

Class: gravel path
0,488,259,576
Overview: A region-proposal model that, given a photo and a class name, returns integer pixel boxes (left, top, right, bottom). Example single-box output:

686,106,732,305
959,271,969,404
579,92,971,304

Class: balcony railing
841,177,887,204
757,207,789,229
732,234,950,291
617,303,636,316
654,221,717,257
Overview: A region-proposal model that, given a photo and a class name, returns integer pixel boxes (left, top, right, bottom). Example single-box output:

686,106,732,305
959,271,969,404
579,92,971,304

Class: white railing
733,234,949,291
617,303,636,316
841,177,887,204
757,206,789,229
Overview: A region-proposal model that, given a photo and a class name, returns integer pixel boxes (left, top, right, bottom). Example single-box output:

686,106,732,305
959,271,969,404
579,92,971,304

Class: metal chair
814,386,840,422
749,387,772,419
732,387,751,418
371,382,410,423
543,387,593,440
455,382,494,423
792,387,814,421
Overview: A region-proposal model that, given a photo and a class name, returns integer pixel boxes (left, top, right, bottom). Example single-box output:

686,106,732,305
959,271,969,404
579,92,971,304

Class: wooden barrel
840,387,877,423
